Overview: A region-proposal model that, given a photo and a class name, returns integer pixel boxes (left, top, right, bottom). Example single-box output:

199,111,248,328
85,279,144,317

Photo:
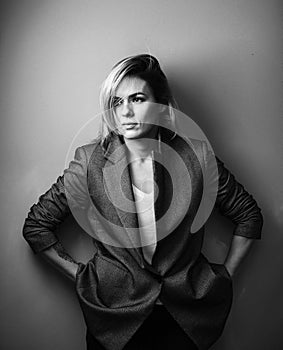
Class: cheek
140,105,157,119
145,106,160,123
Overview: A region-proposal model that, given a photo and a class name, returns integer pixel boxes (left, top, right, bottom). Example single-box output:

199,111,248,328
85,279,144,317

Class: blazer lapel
87,133,144,265
102,145,141,247
151,129,202,269
154,130,193,240
87,129,201,270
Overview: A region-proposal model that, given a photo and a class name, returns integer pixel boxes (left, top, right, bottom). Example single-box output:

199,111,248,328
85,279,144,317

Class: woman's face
113,76,160,139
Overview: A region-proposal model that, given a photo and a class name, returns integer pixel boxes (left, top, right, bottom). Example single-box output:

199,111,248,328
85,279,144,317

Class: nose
121,100,133,117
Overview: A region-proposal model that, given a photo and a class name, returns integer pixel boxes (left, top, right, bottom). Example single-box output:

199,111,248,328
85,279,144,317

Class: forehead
115,76,152,97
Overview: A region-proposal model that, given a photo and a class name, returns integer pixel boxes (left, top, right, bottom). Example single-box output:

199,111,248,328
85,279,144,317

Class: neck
124,127,159,160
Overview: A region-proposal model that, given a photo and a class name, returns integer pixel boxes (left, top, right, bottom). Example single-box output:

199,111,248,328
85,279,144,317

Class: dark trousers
86,304,198,350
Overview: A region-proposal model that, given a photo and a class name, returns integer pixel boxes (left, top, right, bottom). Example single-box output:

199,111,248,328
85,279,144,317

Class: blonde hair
99,54,178,145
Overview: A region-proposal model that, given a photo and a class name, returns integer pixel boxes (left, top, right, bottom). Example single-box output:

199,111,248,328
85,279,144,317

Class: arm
216,157,263,277
202,142,263,277
224,235,254,277
23,146,90,281
39,242,79,282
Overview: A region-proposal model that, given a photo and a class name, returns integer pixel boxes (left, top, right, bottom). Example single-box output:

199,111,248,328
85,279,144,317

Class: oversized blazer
23,127,263,350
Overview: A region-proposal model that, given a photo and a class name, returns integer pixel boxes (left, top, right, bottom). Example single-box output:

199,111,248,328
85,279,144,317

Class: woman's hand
224,235,255,278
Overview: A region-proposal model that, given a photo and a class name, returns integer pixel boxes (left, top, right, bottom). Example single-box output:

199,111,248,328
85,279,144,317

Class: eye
113,97,123,107
132,96,145,103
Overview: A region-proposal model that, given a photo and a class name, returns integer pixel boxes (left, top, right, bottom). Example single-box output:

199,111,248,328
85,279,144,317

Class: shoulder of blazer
72,137,103,169
177,135,207,170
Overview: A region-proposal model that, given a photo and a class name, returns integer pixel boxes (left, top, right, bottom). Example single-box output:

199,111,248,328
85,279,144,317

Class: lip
122,122,138,129
123,123,138,130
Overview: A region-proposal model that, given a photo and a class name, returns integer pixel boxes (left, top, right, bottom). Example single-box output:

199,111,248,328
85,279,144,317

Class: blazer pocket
191,254,233,302
209,263,233,284
220,263,232,280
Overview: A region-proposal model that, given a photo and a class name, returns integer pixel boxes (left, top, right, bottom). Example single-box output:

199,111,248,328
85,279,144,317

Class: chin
123,132,143,139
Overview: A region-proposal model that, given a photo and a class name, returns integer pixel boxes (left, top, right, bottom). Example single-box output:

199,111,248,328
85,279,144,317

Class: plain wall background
1,0,282,349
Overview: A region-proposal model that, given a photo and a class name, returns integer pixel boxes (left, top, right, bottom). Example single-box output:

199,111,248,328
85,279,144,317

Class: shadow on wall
166,73,283,349
26,65,282,350
210,210,283,350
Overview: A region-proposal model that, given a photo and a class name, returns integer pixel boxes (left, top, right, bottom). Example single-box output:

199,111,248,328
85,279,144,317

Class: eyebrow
114,92,147,99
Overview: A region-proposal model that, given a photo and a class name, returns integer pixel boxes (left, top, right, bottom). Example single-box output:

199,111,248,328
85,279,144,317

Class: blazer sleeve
22,146,89,253
202,141,263,239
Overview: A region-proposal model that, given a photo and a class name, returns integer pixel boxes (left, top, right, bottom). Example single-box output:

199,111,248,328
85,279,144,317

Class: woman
23,54,263,350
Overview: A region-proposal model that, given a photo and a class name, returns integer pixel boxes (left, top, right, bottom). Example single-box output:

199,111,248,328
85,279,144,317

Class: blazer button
145,265,163,283
155,274,163,283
